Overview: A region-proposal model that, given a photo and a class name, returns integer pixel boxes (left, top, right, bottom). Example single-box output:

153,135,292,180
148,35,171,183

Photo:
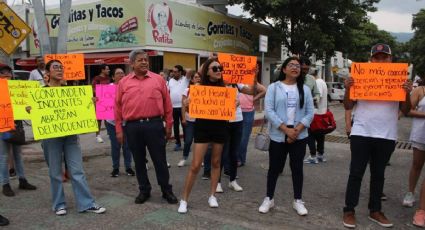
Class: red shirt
115,71,173,133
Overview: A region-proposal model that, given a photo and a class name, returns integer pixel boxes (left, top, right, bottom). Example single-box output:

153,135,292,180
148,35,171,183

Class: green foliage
229,0,380,59
410,9,425,76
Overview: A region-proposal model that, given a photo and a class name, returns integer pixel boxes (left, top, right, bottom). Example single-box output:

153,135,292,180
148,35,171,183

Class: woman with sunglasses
40,60,105,216
178,58,229,213
258,57,314,216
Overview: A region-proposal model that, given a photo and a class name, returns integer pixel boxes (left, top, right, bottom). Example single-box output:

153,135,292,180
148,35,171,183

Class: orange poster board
0,79,15,132
189,85,237,120
44,54,85,80
218,53,257,85
350,62,408,101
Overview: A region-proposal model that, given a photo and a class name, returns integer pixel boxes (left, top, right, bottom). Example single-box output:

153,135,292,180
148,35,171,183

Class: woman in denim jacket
258,56,314,216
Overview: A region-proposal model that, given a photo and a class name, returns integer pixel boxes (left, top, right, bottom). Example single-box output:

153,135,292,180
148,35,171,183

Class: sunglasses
210,66,223,73
52,64,64,70
287,63,301,69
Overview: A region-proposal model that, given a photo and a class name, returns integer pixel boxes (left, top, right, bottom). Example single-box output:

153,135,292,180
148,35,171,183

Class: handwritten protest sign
218,53,257,84
95,84,116,120
0,79,15,132
189,85,237,120
44,53,85,80
350,62,408,101
8,80,40,120
28,86,98,140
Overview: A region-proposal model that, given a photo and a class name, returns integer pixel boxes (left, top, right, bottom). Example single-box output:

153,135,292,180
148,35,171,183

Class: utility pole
32,0,51,55
56,0,71,54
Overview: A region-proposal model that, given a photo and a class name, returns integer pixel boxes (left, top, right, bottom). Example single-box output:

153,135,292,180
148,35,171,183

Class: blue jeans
182,121,195,159
0,134,26,185
105,122,132,170
42,135,96,212
238,111,255,164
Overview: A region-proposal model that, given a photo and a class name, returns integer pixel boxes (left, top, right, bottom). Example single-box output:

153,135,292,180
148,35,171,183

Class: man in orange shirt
115,49,177,204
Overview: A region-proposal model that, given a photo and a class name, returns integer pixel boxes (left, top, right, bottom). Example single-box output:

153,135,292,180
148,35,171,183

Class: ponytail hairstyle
278,56,305,109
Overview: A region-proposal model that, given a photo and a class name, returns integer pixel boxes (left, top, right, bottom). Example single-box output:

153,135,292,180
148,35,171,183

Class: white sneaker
228,180,243,192
208,195,219,208
55,208,67,216
317,154,327,162
177,159,186,167
293,199,308,216
402,192,415,207
178,200,188,213
304,156,318,164
146,163,149,170
259,197,274,213
216,183,224,193
96,135,104,143
167,162,171,168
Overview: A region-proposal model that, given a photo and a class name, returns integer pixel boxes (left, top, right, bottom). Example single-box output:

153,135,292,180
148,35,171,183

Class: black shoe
110,169,119,177
202,171,211,180
126,168,135,176
2,184,15,197
162,190,178,204
18,178,37,190
0,215,9,226
135,193,151,204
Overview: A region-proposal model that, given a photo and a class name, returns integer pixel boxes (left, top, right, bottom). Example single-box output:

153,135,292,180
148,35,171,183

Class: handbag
2,121,26,145
310,109,336,134
255,117,270,151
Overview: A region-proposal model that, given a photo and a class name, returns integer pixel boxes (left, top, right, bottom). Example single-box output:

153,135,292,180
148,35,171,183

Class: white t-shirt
229,84,245,123
315,78,328,115
168,76,189,108
351,100,399,140
182,87,195,122
281,82,298,126
29,68,45,86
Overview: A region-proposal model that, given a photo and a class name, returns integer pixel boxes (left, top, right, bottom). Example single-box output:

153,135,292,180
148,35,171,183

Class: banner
8,80,40,120
350,63,408,101
218,53,256,84
0,79,15,132
45,54,85,80
28,86,98,140
95,84,116,120
189,85,236,120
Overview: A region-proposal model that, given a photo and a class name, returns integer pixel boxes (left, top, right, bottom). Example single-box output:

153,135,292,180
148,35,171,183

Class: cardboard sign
218,53,256,84
8,80,40,120
28,86,98,140
350,62,408,101
0,79,15,132
95,84,116,120
44,54,85,80
189,85,236,120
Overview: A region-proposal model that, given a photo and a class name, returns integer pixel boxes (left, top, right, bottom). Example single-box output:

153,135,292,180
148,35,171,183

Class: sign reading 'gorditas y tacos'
29,0,275,56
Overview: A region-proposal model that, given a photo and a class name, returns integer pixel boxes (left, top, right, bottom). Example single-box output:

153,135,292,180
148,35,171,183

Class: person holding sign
258,57,314,216
342,43,412,228
104,68,135,177
178,58,230,214
92,64,111,143
40,60,106,216
115,49,178,205
0,63,37,197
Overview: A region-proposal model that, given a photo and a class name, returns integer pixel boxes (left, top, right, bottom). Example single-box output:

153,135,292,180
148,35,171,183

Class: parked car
13,70,30,80
326,82,345,102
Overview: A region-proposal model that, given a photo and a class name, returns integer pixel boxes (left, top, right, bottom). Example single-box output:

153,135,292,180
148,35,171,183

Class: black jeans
124,120,172,194
343,135,395,213
307,131,325,156
173,108,183,145
266,138,307,199
220,121,243,182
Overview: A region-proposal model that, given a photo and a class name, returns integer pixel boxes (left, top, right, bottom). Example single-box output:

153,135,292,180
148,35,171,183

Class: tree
229,0,380,59
410,9,425,76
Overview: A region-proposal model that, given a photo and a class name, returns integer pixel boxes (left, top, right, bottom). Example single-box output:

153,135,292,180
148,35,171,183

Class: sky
228,0,425,33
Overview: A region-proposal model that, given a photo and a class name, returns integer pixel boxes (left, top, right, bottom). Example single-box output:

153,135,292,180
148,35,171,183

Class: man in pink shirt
115,49,177,204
